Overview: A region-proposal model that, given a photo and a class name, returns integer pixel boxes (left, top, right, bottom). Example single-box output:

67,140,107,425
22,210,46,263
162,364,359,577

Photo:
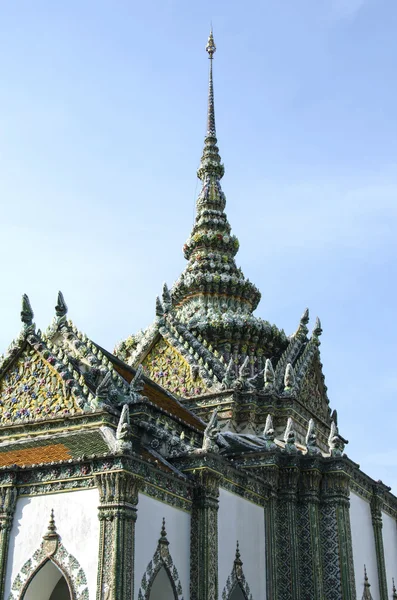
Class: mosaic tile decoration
0,348,83,425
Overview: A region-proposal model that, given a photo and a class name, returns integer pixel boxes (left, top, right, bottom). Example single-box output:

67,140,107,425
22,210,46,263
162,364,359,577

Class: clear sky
1,1,396,488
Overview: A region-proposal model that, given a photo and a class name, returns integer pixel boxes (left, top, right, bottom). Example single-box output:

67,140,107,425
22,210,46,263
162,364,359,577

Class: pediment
141,337,208,397
0,344,84,425
298,354,330,423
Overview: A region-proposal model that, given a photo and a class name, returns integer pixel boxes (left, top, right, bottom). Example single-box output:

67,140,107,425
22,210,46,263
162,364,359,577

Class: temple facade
0,31,396,600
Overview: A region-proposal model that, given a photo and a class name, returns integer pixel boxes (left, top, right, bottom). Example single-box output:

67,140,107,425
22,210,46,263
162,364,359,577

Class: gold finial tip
206,29,216,58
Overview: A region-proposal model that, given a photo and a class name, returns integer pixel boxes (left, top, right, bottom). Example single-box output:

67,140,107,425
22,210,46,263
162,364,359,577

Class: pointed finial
197,30,224,181
264,358,275,385
234,540,243,578
21,294,34,326
162,283,172,312
305,418,321,455
362,565,373,600
161,517,167,538
55,291,68,318
158,517,169,547
284,417,298,453
262,414,276,449
155,296,163,318
43,509,59,541
284,363,296,391
206,28,216,59
116,404,133,453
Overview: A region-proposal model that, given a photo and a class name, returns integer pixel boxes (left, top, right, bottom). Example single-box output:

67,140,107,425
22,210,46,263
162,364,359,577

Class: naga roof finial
55,291,68,318
21,294,34,327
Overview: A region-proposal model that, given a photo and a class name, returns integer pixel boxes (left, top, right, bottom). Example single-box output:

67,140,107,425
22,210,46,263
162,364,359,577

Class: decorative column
0,483,17,600
277,461,301,600
95,471,140,600
299,465,324,599
320,464,356,600
190,469,221,600
371,483,388,600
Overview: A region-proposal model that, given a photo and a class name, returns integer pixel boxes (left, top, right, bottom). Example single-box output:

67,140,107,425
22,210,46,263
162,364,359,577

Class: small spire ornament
43,509,59,555
206,28,216,58
362,565,373,600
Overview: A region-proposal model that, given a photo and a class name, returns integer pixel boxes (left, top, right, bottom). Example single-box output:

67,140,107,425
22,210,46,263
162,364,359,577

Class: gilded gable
142,337,207,397
0,347,83,425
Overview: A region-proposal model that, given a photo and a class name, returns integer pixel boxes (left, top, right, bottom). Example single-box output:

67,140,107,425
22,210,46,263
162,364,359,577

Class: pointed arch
221,542,253,600
137,518,184,600
8,511,89,600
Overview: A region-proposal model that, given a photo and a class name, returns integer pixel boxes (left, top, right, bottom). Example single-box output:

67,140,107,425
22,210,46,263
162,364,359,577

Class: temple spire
206,28,216,136
197,29,224,181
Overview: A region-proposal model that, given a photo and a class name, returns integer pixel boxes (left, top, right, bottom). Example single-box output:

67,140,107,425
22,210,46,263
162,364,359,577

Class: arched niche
148,565,176,600
9,511,89,600
221,542,253,600
138,519,183,600
229,584,249,600
22,560,71,600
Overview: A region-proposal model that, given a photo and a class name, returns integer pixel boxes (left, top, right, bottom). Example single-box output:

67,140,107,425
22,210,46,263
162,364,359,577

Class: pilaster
320,464,356,600
0,483,17,600
262,465,279,600
371,483,388,600
95,470,140,600
277,460,301,600
299,464,324,600
190,469,221,600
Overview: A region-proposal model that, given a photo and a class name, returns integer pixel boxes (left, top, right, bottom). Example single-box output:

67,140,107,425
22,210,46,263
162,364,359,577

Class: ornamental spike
362,565,373,600
162,283,172,312
264,358,275,386
263,414,275,441
206,28,216,135
197,29,224,181
284,363,296,390
21,294,34,326
43,509,58,541
55,291,68,318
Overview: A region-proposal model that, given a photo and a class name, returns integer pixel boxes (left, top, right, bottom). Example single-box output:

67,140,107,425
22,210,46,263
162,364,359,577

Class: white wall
382,511,397,597
350,492,379,600
218,488,266,600
135,493,190,600
5,488,100,600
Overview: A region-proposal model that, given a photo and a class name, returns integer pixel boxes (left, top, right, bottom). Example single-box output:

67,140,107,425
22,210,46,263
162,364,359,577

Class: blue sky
1,1,396,488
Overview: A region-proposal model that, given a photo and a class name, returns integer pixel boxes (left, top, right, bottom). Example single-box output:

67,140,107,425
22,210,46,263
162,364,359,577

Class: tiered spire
173,31,261,325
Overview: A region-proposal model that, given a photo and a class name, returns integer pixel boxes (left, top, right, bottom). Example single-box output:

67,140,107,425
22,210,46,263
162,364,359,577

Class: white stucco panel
135,493,190,600
218,488,266,600
5,488,100,600
350,491,379,600
382,511,397,596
